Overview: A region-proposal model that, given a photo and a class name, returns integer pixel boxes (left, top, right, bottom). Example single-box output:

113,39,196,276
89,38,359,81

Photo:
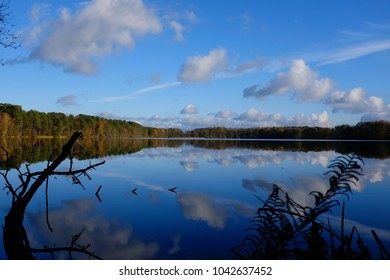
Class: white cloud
360,108,390,122
28,0,162,74
96,111,126,120
180,104,198,114
243,59,334,102
326,87,386,114
177,48,228,83
138,107,334,130
242,59,389,123
235,108,332,127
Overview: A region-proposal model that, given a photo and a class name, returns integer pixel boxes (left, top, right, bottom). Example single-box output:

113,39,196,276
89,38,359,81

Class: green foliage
1,103,389,140
0,103,178,138
232,153,388,259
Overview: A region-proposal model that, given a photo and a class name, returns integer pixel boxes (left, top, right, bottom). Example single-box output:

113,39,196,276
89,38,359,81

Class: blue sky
1,0,389,130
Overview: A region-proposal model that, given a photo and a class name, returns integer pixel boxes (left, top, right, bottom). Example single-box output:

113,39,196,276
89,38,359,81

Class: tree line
0,103,389,140
0,103,176,138
187,121,390,140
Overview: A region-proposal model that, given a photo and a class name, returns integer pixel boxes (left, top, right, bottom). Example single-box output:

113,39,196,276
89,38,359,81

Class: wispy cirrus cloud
89,81,180,103
315,39,390,66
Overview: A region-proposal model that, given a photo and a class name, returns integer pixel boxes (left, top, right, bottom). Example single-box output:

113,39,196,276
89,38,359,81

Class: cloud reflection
133,146,390,195
179,161,198,172
134,146,336,170
26,199,159,259
177,192,254,229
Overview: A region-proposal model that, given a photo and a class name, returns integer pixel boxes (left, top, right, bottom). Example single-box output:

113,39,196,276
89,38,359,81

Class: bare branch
0,0,21,64
2,131,105,259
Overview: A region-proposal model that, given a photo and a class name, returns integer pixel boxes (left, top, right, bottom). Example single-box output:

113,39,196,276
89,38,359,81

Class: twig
95,185,102,203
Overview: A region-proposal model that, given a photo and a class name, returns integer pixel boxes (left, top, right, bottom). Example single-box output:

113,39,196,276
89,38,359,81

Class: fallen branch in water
1,131,105,259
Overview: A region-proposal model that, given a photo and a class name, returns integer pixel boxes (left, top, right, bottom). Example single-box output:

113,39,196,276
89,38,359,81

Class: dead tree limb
1,131,105,259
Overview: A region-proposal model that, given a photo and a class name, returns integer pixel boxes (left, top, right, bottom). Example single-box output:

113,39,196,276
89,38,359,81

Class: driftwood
1,131,104,259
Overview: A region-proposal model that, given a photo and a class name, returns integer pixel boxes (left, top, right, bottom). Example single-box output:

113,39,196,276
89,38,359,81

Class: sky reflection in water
1,141,390,259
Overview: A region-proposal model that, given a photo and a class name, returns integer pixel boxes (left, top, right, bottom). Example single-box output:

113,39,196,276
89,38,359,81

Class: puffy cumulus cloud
28,0,162,74
242,58,390,123
234,108,333,127
360,108,390,122
293,111,331,126
326,87,387,115
138,108,334,130
243,59,334,102
177,48,228,83
56,94,78,106
180,104,198,114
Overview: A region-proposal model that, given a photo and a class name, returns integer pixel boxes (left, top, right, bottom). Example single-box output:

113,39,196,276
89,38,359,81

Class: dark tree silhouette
1,0,20,65
232,154,390,259
1,131,105,259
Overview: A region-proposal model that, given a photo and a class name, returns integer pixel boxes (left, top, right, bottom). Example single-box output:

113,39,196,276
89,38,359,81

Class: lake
1,138,390,259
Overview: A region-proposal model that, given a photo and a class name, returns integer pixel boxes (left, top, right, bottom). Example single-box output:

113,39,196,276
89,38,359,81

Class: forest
0,103,389,140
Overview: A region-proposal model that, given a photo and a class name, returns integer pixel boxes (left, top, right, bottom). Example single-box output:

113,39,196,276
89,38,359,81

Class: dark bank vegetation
232,153,390,259
1,103,389,140
1,131,105,259
188,121,390,140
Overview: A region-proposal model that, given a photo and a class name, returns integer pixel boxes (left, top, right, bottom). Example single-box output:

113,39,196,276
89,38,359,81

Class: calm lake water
1,139,390,259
